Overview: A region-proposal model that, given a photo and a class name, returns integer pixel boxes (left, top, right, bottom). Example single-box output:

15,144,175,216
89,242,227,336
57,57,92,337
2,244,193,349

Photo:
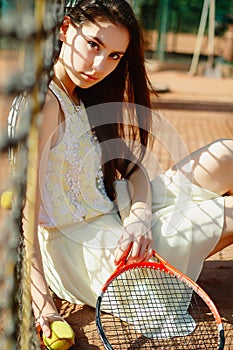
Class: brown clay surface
0,50,233,349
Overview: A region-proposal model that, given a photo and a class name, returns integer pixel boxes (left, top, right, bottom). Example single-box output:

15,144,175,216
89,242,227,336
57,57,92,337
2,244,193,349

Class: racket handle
114,179,131,222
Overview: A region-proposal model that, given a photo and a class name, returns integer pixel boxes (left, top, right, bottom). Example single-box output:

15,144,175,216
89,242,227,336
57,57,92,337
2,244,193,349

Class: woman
20,0,233,341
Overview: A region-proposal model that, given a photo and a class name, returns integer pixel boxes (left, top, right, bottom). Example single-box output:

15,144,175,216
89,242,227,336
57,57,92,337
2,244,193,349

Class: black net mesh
0,1,65,348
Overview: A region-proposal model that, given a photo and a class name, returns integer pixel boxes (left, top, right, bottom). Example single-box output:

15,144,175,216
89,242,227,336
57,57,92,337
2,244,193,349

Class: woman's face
59,17,130,89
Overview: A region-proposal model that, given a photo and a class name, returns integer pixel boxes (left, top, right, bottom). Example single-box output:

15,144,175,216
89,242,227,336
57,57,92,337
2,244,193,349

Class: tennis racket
95,180,225,349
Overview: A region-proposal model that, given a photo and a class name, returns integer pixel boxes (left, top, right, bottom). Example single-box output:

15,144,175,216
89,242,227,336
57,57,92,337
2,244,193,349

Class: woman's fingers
41,322,51,338
36,313,64,338
127,238,152,264
114,240,132,265
114,231,153,265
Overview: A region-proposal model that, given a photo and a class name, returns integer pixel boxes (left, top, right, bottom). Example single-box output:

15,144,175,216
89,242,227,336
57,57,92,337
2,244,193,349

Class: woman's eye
88,41,99,50
109,53,121,61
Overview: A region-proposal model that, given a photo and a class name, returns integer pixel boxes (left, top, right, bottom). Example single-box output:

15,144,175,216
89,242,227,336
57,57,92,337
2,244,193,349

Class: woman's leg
174,138,233,256
208,196,233,256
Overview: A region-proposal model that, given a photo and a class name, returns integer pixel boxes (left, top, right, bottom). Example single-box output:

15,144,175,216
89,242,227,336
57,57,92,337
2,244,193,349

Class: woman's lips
80,72,98,82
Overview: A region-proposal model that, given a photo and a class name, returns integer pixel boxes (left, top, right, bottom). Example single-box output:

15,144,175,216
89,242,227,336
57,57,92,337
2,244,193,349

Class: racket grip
114,179,131,222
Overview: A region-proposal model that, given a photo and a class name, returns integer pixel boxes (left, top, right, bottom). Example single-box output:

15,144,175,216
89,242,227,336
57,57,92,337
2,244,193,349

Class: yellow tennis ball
0,191,13,210
42,321,75,350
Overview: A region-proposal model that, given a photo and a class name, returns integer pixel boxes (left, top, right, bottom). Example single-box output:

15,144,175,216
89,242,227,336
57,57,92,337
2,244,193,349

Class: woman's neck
53,63,80,106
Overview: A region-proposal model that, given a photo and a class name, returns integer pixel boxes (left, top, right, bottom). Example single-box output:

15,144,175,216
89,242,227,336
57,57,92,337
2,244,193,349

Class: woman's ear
59,16,71,41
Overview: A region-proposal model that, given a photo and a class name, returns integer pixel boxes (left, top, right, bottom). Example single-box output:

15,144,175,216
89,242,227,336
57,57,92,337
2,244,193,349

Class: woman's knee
208,138,233,161
173,138,233,194
192,139,233,195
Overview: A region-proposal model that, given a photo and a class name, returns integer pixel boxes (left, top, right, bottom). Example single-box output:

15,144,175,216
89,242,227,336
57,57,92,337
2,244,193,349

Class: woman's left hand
114,204,153,265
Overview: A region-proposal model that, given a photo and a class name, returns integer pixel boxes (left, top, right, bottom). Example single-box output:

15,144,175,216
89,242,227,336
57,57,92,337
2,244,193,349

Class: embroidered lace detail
39,81,113,227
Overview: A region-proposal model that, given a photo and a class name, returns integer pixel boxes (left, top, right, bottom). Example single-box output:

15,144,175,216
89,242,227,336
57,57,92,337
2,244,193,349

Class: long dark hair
66,0,156,199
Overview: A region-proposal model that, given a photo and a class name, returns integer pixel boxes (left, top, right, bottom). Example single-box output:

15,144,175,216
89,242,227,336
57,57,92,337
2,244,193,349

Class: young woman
19,0,233,340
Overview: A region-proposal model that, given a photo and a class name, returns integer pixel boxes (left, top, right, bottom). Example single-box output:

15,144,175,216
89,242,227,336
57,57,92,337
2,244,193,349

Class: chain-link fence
0,1,64,348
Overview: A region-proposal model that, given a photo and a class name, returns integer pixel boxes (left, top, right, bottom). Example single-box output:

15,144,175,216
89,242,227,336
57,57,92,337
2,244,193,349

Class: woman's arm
22,91,62,337
114,165,153,265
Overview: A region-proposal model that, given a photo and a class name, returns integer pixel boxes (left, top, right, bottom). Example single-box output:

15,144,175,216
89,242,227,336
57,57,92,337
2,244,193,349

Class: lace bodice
39,81,114,227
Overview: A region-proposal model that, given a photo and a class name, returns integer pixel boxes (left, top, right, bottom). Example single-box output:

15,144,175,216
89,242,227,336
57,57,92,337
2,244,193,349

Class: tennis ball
0,191,13,210
42,321,75,350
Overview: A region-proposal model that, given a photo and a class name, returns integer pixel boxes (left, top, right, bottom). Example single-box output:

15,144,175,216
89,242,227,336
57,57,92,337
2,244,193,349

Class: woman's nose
92,55,105,72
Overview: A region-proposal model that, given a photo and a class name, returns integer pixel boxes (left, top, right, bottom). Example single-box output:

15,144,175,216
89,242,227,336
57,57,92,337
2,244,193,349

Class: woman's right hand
114,202,153,265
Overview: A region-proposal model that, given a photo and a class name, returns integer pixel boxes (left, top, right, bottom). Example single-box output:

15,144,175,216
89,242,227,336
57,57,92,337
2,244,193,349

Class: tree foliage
136,0,233,34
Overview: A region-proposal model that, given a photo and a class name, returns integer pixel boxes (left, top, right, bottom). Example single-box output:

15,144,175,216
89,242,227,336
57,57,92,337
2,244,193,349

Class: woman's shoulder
39,85,61,142
42,84,61,124
45,85,59,110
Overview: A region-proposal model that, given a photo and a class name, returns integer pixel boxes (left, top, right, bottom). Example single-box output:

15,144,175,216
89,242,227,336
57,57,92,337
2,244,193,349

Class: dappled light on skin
56,18,129,92
191,139,233,196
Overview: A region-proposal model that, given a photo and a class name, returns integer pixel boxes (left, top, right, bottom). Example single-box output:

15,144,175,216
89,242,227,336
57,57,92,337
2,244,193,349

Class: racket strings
98,267,221,349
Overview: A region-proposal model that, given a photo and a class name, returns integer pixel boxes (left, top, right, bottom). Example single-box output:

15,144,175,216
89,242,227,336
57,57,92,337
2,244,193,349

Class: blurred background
132,0,233,67
131,0,233,76
1,0,233,70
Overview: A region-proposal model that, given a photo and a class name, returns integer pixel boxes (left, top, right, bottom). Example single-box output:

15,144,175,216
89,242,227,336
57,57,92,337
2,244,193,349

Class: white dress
38,81,224,308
